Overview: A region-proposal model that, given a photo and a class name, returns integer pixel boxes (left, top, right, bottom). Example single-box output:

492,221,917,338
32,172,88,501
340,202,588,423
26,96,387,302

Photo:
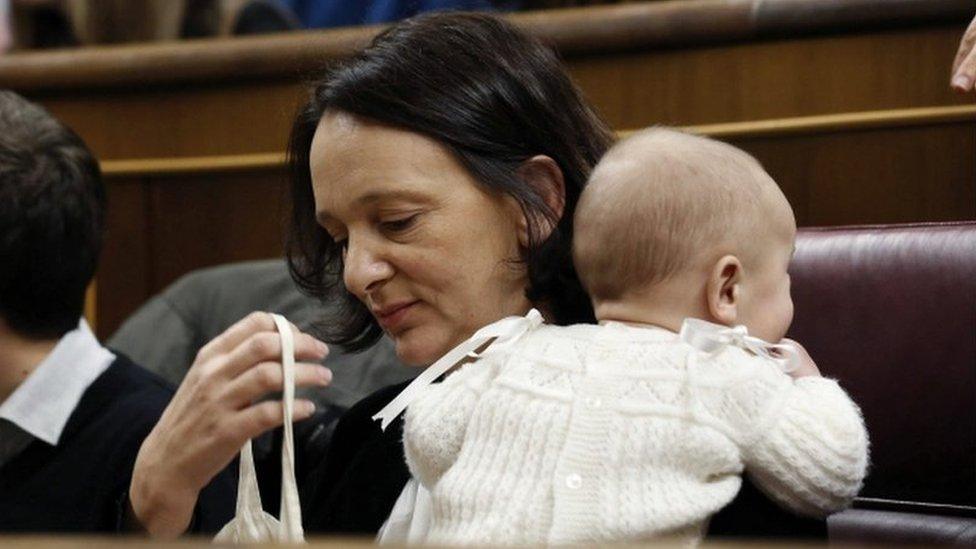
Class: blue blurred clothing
280,0,519,29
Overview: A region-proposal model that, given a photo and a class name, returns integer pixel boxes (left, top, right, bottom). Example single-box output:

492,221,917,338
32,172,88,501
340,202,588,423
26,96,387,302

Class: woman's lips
374,301,419,332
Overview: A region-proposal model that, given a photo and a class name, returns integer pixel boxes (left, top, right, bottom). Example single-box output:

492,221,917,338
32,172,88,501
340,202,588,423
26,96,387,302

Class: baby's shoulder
504,323,598,357
504,322,687,375
517,322,677,347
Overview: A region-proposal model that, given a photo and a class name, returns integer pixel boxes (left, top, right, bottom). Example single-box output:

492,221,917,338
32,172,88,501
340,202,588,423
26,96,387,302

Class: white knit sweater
403,321,869,545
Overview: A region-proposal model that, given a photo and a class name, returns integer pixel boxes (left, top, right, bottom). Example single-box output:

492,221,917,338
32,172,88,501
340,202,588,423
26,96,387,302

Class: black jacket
0,355,176,532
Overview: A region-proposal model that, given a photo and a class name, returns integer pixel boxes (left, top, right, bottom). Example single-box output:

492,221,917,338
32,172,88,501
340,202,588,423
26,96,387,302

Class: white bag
214,313,305,543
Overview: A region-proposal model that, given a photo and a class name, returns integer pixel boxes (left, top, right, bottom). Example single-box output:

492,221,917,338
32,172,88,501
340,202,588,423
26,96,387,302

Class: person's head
0,91,104,340
286,12,614,365
573,128,796,342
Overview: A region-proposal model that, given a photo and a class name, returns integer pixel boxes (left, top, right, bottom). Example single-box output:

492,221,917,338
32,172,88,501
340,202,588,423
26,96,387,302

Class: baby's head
573,128,796,342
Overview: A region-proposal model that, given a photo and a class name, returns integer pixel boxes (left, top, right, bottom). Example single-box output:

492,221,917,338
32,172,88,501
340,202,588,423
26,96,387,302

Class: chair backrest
789,222,976,529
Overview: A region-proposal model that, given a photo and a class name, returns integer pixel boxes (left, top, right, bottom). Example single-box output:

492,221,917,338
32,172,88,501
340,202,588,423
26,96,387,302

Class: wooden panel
96,178,152,339
35,82,305,160
103,152,286,176
95,169,288,337
148,169,288,294
731,122,976,226
91,107,976,338
1,1,970,161
688,105,976,138
28,25,975,161
3,0,970,89
570,26,974,129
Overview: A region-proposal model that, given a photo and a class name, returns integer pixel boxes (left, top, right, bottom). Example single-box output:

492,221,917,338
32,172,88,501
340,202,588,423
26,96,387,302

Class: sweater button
566,473,582,489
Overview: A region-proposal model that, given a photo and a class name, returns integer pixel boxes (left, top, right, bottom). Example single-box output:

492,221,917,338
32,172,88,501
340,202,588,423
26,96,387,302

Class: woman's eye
380,214,419,233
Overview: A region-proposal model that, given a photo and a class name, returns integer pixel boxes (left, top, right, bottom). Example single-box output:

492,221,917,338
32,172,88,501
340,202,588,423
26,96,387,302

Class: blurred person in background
278,0,518,30
65,0,185,44
2,0,516,49
0,91,232,532
6,0,75,50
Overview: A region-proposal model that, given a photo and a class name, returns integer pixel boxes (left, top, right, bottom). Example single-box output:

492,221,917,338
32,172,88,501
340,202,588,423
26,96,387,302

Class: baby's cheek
783,297,795,332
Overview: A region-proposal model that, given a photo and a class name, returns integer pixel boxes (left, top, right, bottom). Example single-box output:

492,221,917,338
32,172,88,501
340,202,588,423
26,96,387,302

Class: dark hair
286,12,614,351
0,91,104,339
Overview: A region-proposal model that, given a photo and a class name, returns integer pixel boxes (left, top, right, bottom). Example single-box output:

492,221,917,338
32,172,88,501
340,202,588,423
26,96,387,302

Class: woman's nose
342,237,394,297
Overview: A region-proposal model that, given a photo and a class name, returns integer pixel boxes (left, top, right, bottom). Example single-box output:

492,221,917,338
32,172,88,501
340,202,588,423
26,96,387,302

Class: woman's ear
706,255,742,326
515,155,566,247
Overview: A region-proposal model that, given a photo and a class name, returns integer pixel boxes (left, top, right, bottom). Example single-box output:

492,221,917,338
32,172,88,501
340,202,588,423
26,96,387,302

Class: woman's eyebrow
316,189,432,224
356,189,432,206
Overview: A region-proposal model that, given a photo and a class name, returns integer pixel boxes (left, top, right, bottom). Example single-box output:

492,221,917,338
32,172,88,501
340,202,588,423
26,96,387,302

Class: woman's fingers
195,312,329,366
128,314,329,537
951,15,976,91
230,399,319,441
222,361,332,407
195,311,277,364
219,329,329,379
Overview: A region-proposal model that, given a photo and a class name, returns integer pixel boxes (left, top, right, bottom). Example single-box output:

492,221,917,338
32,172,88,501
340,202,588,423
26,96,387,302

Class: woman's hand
951,15,976,93
129,312,332,538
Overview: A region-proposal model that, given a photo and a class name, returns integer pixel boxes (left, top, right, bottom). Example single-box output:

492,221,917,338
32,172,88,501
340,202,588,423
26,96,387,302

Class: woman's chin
391,329,451,367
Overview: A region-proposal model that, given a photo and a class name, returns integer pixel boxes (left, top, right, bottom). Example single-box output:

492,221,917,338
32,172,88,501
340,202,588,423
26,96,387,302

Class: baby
398,128,869,545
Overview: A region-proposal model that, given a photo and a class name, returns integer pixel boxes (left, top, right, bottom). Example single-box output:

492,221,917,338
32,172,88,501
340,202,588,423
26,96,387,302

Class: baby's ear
706,255,742,325
515,155,566,247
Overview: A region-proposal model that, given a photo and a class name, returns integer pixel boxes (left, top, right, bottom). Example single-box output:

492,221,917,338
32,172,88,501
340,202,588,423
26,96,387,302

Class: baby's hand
778,338,821,378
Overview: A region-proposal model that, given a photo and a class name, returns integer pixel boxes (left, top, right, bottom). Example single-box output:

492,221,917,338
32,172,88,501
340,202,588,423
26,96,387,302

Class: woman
130,12,825,540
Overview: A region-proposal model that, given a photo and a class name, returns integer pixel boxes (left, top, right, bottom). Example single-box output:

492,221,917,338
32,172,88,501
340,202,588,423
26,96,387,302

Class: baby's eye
380,214,419,233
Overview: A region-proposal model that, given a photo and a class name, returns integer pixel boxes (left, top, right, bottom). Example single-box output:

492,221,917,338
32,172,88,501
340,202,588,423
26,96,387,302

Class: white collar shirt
0,319,114,466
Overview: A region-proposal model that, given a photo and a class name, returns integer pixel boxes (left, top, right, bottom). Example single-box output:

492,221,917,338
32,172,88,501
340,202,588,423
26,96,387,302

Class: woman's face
309,112,533,366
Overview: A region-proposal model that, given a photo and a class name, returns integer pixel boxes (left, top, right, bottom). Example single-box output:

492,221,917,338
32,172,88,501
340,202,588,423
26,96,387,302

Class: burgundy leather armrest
829,509,976,546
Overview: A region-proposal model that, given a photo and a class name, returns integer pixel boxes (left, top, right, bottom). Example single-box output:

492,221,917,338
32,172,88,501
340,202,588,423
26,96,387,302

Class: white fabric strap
270,313,304,541
214,313,305,543
372,309,544,431
228,440,273,540
678,318,798,373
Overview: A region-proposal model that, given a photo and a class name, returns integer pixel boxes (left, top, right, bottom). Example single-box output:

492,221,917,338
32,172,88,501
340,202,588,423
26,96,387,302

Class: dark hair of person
286,12,615,352
0,91,104,339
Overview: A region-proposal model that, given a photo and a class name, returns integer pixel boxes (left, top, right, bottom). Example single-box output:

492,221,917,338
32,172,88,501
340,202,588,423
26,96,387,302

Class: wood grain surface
88,105,976,337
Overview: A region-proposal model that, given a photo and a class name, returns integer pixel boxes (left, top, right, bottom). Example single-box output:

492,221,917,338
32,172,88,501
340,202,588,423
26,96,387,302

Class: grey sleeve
107,295,199,387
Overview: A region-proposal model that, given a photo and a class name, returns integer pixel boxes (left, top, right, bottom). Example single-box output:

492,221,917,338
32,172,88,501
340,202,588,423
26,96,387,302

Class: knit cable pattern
403,322,869,545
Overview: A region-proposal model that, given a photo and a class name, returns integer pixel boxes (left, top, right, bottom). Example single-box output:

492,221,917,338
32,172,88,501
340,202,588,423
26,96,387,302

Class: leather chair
789,222,976,546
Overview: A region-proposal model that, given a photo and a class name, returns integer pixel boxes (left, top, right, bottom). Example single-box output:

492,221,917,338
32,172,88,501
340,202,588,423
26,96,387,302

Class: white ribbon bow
678,318,798,373
372,308,545,431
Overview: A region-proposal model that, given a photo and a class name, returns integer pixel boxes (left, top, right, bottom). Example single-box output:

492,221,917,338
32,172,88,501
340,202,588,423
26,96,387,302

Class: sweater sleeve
735,371,870,517
403,357,499,490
